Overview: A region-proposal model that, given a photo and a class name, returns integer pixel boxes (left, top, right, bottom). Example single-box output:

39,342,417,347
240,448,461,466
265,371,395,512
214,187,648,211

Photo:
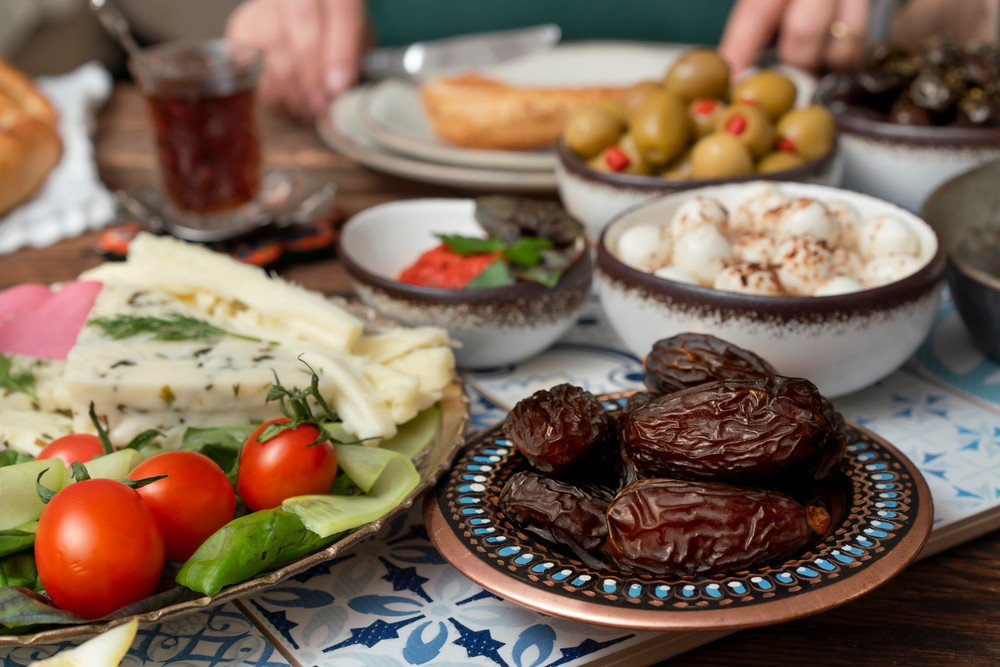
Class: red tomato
35,478,164,619
128,451,237,561
236,418,338,511
36,434,106,469
398,244,502,289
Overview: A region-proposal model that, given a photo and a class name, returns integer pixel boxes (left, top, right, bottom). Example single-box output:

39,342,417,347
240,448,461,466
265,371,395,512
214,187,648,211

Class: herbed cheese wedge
0,409,73,457
0,355,70,413
79,232,366,351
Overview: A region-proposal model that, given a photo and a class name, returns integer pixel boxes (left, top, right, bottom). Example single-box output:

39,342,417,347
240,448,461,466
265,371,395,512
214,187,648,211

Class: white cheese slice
0,409,74,457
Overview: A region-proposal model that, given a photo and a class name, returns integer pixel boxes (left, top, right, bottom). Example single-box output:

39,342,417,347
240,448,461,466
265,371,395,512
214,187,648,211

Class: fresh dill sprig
88,313,274,344
0,353,38,401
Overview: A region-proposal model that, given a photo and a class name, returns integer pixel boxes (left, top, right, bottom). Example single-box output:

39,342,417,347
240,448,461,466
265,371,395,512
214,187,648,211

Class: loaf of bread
0,58,62,217
419,72,623,151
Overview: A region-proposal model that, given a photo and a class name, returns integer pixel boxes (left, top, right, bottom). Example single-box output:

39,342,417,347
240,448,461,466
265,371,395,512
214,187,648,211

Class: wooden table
5,84,999,666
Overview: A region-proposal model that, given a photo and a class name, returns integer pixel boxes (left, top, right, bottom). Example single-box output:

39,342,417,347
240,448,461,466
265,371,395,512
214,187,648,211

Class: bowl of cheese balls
556,47,843,240
595,180,946,397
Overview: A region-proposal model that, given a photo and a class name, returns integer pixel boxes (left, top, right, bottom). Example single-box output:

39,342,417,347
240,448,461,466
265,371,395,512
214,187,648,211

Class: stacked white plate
316,42,697,192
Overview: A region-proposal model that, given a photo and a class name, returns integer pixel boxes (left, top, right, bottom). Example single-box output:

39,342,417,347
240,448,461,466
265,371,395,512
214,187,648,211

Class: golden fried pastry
419,72,623,151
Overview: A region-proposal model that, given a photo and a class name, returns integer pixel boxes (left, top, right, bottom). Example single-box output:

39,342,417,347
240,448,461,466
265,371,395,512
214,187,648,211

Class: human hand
225,0,369,122
718,0,870,74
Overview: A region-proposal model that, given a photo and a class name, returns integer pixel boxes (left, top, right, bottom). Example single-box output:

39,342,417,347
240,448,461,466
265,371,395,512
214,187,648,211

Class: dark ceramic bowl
339,198,592,370
815,80,1000,213
555,138,843,241
922,159,1000,363
595,181,946,397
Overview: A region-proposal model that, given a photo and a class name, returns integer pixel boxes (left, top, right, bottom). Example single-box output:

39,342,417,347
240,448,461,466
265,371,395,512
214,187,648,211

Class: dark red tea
147,84,261,214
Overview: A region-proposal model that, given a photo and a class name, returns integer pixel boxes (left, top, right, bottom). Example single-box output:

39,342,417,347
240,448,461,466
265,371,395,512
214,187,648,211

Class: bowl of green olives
816,37,1000,213
556,48,843,240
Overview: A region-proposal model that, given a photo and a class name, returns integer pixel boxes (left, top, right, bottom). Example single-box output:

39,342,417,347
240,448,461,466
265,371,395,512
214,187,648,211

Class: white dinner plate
317,85,559,192
355,41,694,172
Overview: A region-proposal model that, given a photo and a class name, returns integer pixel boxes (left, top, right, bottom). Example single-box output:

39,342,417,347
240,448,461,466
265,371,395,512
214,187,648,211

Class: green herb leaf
0,354,37,401
503,236,553,267
0,451,33,469
512,264,561,288
88,313,272,344
466,258,516,289
438,234,505,255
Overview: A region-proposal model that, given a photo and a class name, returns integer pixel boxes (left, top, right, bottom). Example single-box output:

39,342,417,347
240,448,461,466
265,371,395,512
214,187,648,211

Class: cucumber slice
0,459,65,530
83,448,145,480
379,406,441,460
283,448,420,537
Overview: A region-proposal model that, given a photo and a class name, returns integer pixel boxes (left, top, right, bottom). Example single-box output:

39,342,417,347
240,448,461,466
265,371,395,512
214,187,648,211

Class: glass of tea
130,39,264,241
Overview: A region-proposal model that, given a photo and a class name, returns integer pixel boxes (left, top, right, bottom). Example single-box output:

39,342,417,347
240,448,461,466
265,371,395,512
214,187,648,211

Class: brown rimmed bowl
595,181,946,397
555,138,843,242
338,198,592,370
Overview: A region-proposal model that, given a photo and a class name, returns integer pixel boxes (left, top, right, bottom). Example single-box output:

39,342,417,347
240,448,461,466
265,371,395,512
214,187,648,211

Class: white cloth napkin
0,61,116,255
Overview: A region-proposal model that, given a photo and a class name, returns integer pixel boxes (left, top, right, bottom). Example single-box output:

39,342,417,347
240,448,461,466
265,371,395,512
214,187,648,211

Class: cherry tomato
35,478,164,619
236,418,338,511
36,434,106,469
128,451,237,561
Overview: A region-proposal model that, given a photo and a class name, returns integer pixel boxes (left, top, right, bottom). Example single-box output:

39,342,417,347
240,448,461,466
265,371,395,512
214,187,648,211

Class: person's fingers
826,0,869,71
775,0,838,71
718,0,793,74
276,0,327,119
225,0,290,114
318,0,367,103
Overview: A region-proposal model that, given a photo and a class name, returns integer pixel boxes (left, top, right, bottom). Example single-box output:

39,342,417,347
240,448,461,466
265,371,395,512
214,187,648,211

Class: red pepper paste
398,244,502,289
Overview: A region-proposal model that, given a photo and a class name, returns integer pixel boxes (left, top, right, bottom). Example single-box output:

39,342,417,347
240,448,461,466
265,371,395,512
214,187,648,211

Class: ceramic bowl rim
814,79,1000,147
555,137,839,191
596,182,947,316
339,198,593,307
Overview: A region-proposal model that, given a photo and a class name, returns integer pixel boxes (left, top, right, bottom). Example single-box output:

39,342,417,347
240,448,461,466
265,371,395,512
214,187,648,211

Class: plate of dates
425,333,934,631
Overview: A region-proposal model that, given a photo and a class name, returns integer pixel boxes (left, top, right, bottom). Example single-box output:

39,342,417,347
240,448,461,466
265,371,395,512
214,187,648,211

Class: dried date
499,471,608,568
621,375,843,484
605,478,822,576
643,333,777,394
503,383,611,477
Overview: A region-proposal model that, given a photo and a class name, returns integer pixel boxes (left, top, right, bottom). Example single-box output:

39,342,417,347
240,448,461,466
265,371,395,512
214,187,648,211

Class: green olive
661,146,693,179
717,104,775,158
663,48,731,103
776,105,837,160
586,132,651,175
688,97,728,139
621,80,662,120
757,150,806,174
629,89,690,166
690,132,754,179
732,70,797,121
563,106,626,159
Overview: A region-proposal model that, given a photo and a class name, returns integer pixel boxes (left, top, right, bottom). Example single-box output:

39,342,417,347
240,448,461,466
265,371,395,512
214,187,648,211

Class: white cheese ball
713,263,784,296
730,182,790,234
616,223,672,271
814,275,864,296
773,236,835,295
861,255,926,288
825,200,862,251
769,198,841,247
732,232,778,266
831,247,864,279
859,214,921,260
653,265,699,285
669,196,728,239
672,223,734,286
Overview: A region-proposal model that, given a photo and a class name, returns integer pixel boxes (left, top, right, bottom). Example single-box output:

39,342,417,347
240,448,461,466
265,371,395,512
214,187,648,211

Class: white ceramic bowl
339,198,592,370
595,182,946,397
814,84,1000,213
557,140,843,242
